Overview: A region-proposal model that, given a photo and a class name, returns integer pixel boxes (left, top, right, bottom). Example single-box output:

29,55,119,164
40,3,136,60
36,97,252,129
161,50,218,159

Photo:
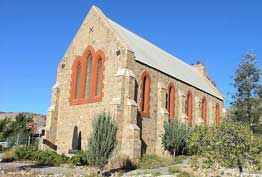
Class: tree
0,118,11,141
162,121,190,157
12,113,33,145
86,113,117,168
231,52,262,134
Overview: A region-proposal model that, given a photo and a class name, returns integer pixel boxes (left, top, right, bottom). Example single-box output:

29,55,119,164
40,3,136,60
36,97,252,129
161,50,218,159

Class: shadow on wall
135,80,147,156
69,126,82,154
137,110,147,155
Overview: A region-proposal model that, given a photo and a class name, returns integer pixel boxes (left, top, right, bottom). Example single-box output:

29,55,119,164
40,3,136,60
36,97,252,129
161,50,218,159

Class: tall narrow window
167,83,175,120
75,63,82,99
186,91,193,127
215,103,220,125
85,55,92,98
201,97,207,126
95,58,103,96
140,71,151,117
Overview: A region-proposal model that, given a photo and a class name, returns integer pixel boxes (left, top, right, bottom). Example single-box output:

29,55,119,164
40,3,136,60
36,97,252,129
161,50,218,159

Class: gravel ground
0,162,98,177
0,156,261,177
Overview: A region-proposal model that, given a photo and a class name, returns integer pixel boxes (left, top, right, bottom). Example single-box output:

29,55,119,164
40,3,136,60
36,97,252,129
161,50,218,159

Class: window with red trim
201,97,207,126
186,91,193,127
75,62,82,99
215,103,220,125
140,71,151,117
85,54,93,98
95,58,103,96
70,56,83,104
70,45,105,105
167,83,175,120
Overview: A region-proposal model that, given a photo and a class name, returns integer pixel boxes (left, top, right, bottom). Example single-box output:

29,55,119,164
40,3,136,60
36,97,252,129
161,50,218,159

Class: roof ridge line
107,18,196,71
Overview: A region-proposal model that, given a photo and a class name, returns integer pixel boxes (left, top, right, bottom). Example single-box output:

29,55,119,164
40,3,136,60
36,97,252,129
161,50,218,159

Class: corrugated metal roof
107,18,223,100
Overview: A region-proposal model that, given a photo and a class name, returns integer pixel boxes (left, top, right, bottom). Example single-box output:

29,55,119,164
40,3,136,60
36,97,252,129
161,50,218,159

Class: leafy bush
33,150,68,166
14,146,69,166
186,125,210,155
162,121,190,156
14,146,36,160
70,150,88,165
186,120,262,171
86,113,118,167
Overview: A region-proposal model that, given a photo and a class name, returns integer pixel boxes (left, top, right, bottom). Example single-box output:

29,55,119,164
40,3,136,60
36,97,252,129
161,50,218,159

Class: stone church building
42,6,224,160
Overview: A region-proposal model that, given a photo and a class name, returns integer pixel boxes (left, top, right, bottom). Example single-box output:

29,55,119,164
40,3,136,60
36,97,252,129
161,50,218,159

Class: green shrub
186,125,210,155
33,150,68,166
70,150,88,165
162,121,190,156
186,120,262,171
14,146,69,166
14,146,37,160
86,113,118,167
208,121,260,169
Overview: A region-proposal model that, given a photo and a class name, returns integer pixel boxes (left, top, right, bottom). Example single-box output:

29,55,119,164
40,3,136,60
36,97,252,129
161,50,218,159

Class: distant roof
106,18,223,100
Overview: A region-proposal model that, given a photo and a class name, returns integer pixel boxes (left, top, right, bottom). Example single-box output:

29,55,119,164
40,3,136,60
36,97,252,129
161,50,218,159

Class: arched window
85,55,92,98
167,83,175,120
201,97,207,126
140,71,151,117
70,46,105,105
70,56,83,104
74,62,82,99
95,58,103,96
186,91,193,127
215,103,220,125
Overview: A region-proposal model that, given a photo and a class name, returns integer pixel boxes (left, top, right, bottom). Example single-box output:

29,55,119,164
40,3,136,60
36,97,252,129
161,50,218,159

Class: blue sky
1,0,261,114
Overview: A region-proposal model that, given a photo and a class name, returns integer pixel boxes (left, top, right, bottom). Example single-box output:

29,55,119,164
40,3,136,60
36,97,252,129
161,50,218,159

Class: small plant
168,166,181,174
119,157,137,170
70,150,88,165
177,171,194,177
138,154,177,169
162,121,190,156
2,148,16,162
173,155,187,164
86,113,118,167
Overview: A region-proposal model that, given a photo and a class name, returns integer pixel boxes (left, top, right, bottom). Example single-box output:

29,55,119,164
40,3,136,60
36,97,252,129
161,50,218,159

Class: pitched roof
104,14,223,100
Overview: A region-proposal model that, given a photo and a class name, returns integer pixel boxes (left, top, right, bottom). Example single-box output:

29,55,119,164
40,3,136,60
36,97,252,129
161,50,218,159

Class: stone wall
44,7,127,154
126,51,224,155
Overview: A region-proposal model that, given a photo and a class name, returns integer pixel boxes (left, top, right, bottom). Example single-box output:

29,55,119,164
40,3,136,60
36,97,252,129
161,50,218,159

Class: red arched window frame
186,91,193,127
70,56,83,104
167,83,176,120
92,50,105,102
70,45,105,105
140,71,151,117
201,97,207,126
81,46,95,103
215,103,220,125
